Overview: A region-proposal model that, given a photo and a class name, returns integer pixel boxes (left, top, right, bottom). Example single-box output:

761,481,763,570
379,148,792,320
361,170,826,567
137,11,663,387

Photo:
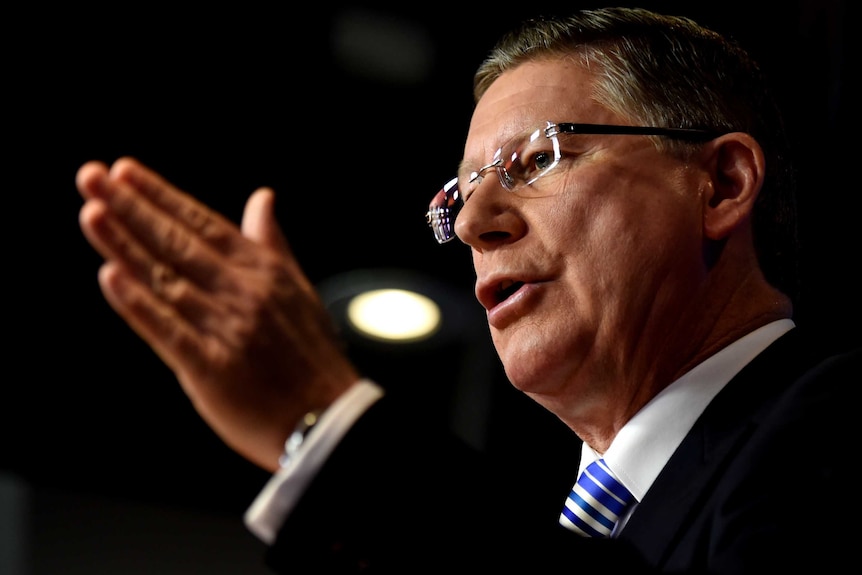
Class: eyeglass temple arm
554,123,722,141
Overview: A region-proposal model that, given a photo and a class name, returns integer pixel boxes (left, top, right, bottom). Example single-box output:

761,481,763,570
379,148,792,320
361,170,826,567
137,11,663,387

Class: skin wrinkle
455,56,789,453
80,156,362,470
71,10,838,568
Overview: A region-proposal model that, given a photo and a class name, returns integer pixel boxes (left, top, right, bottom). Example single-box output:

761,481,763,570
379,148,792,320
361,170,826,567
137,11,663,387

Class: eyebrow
456,125,535,177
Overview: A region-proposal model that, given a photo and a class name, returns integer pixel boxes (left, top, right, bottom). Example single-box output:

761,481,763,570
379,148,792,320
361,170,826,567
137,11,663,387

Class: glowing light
346,289,441,342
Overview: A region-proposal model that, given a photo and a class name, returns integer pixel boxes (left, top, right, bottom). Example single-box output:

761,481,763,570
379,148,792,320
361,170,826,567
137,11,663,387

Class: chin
496,330,589,398
500,347,558,395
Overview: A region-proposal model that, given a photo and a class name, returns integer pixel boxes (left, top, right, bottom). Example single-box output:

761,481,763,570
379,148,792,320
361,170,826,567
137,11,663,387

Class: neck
559,268,792,454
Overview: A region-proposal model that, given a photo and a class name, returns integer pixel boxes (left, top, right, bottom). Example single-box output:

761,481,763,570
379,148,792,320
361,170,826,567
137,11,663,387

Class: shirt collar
579,318,795,502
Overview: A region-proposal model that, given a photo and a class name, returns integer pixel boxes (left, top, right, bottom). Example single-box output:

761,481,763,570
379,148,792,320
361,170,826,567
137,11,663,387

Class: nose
453,172,526,251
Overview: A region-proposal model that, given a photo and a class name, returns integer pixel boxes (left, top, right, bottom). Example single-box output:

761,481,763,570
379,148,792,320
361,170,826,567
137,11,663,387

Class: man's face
455,58,711,423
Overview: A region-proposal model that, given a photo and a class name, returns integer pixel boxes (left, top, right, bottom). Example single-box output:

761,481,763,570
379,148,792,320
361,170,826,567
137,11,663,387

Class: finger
240,187,317,292
241,187,289,253
85,163,243,294
76,160,111,200
81,157,243,266
79,197,163,287
97,260,214,380
107,157,244,255
82,194,242,333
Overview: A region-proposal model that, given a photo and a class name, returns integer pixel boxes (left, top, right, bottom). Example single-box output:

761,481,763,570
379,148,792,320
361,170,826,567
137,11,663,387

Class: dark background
4,0,856,568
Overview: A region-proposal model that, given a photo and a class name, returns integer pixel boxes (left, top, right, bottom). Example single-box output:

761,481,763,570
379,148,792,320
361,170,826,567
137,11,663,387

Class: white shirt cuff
243,379,385,544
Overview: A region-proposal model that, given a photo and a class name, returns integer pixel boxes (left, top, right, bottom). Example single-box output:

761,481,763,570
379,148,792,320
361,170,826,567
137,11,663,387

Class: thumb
241,187,291,253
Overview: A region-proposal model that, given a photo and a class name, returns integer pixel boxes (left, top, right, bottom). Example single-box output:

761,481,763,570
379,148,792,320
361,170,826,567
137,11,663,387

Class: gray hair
473,7,799,301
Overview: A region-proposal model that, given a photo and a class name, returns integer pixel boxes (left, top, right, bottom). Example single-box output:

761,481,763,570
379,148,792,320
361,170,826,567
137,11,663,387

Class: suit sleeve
262,392,650,574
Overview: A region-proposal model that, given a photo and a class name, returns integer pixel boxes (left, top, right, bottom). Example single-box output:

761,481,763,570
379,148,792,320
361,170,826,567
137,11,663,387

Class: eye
507,145,558,186
533,150,555,171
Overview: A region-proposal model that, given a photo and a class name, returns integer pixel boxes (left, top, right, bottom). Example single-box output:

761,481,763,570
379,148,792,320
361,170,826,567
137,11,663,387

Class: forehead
466,58,620,156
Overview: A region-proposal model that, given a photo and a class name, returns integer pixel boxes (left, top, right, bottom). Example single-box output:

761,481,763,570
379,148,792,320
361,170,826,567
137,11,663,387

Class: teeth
500,279,514,291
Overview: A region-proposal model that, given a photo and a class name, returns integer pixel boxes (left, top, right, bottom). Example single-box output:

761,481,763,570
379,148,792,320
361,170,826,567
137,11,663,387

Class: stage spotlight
346,288,441,342
317,267,496,449
317,268,481,349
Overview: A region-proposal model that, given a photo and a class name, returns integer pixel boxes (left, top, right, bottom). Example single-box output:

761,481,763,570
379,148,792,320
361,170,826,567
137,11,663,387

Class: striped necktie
559,458,635,538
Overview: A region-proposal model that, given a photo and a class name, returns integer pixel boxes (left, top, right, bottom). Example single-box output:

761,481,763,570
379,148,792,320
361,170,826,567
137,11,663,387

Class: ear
701,133,765,240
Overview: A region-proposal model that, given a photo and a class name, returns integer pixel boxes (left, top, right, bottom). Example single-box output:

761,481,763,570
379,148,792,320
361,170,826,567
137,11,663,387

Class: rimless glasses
426,121,722,244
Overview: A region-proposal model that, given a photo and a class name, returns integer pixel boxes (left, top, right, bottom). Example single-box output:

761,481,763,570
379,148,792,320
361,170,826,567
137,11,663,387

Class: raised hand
77,157,359,471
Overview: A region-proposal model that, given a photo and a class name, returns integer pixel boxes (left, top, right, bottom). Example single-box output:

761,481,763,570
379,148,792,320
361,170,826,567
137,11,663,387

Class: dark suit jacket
264,329,859,573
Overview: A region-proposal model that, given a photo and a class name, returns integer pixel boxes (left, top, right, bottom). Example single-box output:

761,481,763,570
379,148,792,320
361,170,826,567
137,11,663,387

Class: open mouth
497,279,525,304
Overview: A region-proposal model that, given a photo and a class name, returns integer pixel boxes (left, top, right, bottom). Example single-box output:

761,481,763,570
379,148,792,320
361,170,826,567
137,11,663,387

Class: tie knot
559,458,635,538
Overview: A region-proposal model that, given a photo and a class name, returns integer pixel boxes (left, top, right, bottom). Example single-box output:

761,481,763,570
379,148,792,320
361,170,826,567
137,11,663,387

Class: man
76,6,858,573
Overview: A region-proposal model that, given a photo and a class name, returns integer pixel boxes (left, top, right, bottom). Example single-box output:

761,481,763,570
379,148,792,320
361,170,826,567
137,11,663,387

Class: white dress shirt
585,318,795,536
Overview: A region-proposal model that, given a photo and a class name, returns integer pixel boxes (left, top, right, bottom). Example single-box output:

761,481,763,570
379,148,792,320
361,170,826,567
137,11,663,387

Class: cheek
546,178,702,311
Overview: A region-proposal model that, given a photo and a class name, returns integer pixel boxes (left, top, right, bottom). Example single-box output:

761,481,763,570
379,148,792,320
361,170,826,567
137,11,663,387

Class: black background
6,0,857,522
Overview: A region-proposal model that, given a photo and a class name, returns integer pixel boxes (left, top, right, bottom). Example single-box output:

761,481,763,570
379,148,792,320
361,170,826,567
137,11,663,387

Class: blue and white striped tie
559,458,635,538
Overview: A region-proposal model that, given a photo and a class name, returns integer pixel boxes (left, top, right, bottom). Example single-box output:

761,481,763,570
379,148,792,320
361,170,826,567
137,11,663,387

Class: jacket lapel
617,329,810,565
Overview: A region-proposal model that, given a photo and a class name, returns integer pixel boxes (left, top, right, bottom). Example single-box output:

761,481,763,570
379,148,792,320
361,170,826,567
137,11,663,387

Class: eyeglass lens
427,121,722,244
426,177,462,244
427,123,562,244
